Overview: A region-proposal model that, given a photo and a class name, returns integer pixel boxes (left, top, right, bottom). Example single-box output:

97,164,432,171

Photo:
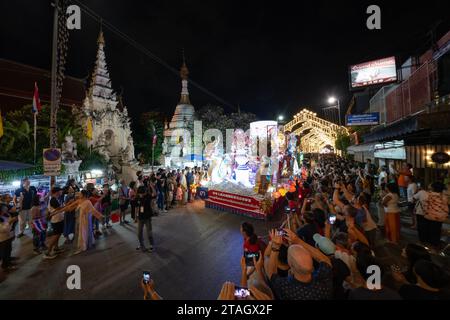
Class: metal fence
385,60,437,123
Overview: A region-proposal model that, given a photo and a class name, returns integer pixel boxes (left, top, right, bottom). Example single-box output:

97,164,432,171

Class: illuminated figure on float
231,129,252,188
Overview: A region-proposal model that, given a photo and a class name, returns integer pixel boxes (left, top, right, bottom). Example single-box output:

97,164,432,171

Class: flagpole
34,112,37,165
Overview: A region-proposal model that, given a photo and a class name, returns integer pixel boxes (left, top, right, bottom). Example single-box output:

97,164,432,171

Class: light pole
326,97,341,126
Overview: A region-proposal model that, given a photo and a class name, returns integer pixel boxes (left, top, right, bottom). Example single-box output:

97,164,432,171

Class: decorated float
201,120,303,220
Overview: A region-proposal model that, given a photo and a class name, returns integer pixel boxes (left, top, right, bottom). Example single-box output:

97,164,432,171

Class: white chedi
78,30,136,167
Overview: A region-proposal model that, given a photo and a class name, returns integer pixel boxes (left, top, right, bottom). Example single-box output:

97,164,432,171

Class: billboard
350,56,397,89
346,113,380,126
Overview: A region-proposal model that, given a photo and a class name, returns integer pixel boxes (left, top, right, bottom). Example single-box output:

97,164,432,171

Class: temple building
75,30,137,172
162,58,197,167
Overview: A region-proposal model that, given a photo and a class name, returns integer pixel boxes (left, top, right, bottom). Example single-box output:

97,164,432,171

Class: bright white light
12,180,21,188
328,97,337,104
278,115,284,121
91,169,103,176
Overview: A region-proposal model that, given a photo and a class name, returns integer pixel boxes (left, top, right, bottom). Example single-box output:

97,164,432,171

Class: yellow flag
86,117,93,140
0,111,4,138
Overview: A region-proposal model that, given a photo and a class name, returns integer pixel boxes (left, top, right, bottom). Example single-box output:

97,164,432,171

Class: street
2,199,448,300
0,201,276,300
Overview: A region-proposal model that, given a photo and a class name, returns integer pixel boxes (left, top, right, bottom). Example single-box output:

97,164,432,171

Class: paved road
1,200,448,299
0,201,277,300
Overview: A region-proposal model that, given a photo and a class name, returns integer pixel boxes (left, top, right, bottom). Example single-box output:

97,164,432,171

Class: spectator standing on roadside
13,177,37,238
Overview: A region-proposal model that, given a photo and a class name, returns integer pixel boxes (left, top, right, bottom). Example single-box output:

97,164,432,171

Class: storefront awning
363,109,450,145
0,160,35,171
363,115,419,143
347,142,377,154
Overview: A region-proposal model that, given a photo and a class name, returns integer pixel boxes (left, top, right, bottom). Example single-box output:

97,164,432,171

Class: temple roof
86,30,117,102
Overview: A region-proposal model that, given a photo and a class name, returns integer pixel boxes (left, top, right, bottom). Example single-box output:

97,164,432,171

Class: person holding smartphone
141,276,162,300
135,186,154,252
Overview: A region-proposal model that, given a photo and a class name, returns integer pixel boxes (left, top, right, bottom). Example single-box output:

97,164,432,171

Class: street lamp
278,115,284,121
326,96,341,126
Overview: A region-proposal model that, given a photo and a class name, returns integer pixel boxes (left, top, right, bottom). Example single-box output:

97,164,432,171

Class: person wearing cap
13,177,37,238
313,233,352,299
44,186,65,260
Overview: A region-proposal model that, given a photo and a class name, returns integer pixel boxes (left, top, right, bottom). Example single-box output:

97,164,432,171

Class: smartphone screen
245,252,259,266
143,271,151,284
328,214,336,224
234,286,251,299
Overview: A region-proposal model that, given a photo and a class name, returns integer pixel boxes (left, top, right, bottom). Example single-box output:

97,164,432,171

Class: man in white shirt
378,166,388,187
407,177,418,228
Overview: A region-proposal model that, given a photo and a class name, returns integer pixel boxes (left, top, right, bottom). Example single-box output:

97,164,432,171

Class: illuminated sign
350,56,397,89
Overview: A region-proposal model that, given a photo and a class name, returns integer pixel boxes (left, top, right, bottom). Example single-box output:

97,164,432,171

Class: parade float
202,120,302,220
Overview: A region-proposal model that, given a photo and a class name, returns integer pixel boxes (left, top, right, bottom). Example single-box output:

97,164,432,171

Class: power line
72,0,237,111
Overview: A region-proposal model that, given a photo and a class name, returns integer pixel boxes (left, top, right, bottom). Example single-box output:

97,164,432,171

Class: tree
335,129,351,157
197,105,257,135
0,104,84,164
134,111,164,165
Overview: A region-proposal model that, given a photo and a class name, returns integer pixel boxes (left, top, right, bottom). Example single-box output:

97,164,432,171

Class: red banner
207,189,262,213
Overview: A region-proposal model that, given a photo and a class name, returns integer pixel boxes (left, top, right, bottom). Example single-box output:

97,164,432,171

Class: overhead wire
71,0,237,112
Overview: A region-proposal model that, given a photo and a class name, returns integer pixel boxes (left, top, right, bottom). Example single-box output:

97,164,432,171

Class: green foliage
0,104,83,164
78,147,108,171
197,105,258,134
134,111,164,165
335,129,351,156
0,166,44,183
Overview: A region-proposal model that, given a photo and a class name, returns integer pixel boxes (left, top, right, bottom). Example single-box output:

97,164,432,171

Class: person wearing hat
44,186,65,260
313,233,351,300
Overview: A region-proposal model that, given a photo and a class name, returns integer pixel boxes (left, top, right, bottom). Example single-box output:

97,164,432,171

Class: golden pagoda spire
179,48,191,104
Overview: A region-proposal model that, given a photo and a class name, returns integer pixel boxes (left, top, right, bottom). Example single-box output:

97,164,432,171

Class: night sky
1,0,450,123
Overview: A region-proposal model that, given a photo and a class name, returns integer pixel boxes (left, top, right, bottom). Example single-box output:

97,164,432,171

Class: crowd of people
209,157,450,300
0,166,207,273
1,157,449,300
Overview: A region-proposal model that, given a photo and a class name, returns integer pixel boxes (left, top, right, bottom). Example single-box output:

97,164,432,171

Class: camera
234,286,251,299
143,271,151,284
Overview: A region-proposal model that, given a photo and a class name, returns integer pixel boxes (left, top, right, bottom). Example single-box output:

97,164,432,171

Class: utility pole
49,0,59,188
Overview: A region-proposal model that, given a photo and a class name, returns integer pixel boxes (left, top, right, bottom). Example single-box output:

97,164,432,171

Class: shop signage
431,152,450,164
346,113,380,126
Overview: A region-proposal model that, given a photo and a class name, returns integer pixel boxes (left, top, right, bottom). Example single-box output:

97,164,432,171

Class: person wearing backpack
423,182,449,248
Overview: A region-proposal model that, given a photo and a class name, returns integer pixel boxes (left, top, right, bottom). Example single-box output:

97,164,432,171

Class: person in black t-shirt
135,186,154,252
296,212,319,247
13,177,37,237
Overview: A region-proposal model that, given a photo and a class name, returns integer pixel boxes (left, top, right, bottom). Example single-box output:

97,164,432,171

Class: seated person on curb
267,228,333,300
348,253,402,300
392,260,450,300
